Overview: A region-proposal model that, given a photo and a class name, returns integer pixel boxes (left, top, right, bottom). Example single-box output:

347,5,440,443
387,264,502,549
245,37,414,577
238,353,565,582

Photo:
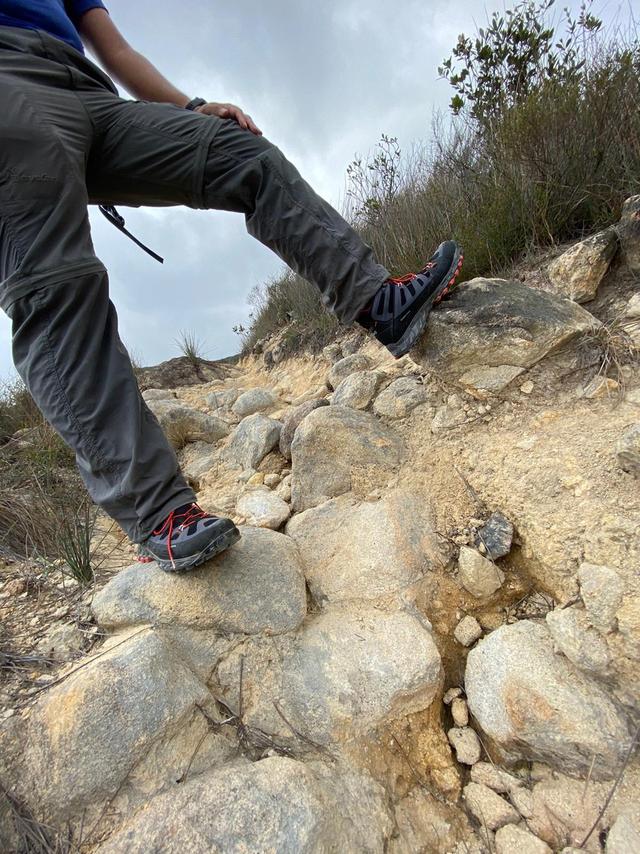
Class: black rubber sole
139,525,242,572
386,245,464,359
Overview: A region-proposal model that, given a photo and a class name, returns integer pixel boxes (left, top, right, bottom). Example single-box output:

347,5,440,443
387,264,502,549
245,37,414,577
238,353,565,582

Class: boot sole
138,525,242,573
387,246,464,359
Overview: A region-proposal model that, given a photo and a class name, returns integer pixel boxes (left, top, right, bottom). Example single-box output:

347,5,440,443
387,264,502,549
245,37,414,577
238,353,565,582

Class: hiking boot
137,502,241,572
358,241,463,358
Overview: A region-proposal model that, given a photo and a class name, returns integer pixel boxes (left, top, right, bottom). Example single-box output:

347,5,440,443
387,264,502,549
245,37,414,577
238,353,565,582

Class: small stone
458,547,505,598
451,698,469,727
326,354,371,390
448,727,482,765
443,687,463,705
247,472,265,486
510,787,534,819
238,469,256,482
463,783,520,831
224,414,281,470
578,563,624,633
618,195,640,275
547,228,618,303
36,623,86,663
520,381,534,395
454,615,483,647
322,343,343,364
616,423,640,475
236,489,290,530
332,370,384,411
278,399,329,460
625,293,640,319
583,376,619,399
372,376,431,418
470,762,520,795
263,473,281,488
431,402,465,433
606,811,640,853
495,824,551,854
3,579,26,596
546,606,612,675
475,511,513,560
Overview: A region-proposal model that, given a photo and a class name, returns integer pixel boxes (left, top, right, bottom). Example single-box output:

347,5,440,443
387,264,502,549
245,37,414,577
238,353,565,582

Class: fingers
197,102,263,135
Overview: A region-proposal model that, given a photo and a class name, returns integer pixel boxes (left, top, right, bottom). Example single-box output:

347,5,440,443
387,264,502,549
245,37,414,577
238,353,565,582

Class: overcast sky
0,0,631,380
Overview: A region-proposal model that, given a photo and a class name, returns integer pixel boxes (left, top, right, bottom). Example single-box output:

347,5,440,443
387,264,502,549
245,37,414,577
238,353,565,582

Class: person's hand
196,102,262,135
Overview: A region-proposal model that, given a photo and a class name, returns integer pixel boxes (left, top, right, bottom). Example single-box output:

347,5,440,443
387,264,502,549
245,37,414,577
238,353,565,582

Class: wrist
184,97,206,111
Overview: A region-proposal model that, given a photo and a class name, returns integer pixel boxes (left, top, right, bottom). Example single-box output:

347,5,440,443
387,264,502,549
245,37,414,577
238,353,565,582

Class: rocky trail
1,198,640,852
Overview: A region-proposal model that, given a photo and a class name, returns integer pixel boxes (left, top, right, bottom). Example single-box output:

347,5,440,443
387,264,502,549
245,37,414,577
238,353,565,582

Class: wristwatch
184,97,206,111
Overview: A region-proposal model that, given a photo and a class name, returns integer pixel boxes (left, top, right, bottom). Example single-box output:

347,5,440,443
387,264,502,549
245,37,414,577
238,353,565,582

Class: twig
579,725,640,849
273,700,331,756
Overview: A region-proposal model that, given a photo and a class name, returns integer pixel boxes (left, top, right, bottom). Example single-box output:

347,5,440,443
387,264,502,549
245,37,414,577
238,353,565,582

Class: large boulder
136,356,231,391
92,527,306,635
97,757,393,854
547,229,618,303
618,195,640,274
290,406,406,512
279,399,328,460
415,278,600,377
214,604,443,746
231,387,277,417
0,630,231,823
223,413,281,469
286,490,446,605
465,621,632,779
147,400,229,448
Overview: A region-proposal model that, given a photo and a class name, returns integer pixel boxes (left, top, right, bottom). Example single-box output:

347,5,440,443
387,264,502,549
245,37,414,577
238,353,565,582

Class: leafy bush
241,1,640,351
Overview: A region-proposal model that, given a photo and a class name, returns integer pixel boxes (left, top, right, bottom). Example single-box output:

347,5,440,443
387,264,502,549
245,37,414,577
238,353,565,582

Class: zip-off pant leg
0,29,194,543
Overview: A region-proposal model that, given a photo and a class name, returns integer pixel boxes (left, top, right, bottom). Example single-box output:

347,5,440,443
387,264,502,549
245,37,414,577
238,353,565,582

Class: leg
84,100,389,323
0,46,194,543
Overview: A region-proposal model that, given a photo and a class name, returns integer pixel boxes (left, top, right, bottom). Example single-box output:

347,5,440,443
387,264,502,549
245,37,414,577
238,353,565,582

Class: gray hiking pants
0,27,389,543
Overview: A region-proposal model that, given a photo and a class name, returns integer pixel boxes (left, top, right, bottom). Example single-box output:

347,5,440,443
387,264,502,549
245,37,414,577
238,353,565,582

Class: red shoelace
140,503,210,566
388,260,436,286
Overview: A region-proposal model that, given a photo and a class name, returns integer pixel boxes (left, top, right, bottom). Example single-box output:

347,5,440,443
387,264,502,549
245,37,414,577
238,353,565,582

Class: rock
231,387,277,417
372,376,431,418
236,488,290,529
451,697,469,726
278,399,329,460
448,727,482,765
290,406,406,512
286,490,446,605
475,511,513,560
458,547,505,598
147,400,229,448
178,441,220,488
247,471,265,486
625,292,640,319
463,782,520,830
460,365,525,396
215,605,442,745
142,388,176,402
98,757,393,854
618,195,640,274
510,787,534,819
583,376,619,398
414,278,600,378
276,474,292,502
0,630,228,822
332,370,384,410
578,563,624,633
547,229,618,303
454,615,483,647
36,622,86,663
546,606,611,675
470,762,523,795
616,423,640,475
326,354,371,390
526,772,610,851
607,811,640,853
444,687,463,704
2,578,26,596
263,473,281,488
495,824,552,854
520,380,534,394
224,414,281,469
465,621,633,779
92,527,306,635
206,388,239,410
322,342,343,364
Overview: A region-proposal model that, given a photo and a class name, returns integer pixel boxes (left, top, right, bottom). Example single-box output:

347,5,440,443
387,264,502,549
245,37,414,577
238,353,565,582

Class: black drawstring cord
98,205,164,264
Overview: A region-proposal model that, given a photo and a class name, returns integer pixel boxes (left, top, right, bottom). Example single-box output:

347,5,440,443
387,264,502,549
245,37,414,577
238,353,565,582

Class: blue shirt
0,1,107,53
